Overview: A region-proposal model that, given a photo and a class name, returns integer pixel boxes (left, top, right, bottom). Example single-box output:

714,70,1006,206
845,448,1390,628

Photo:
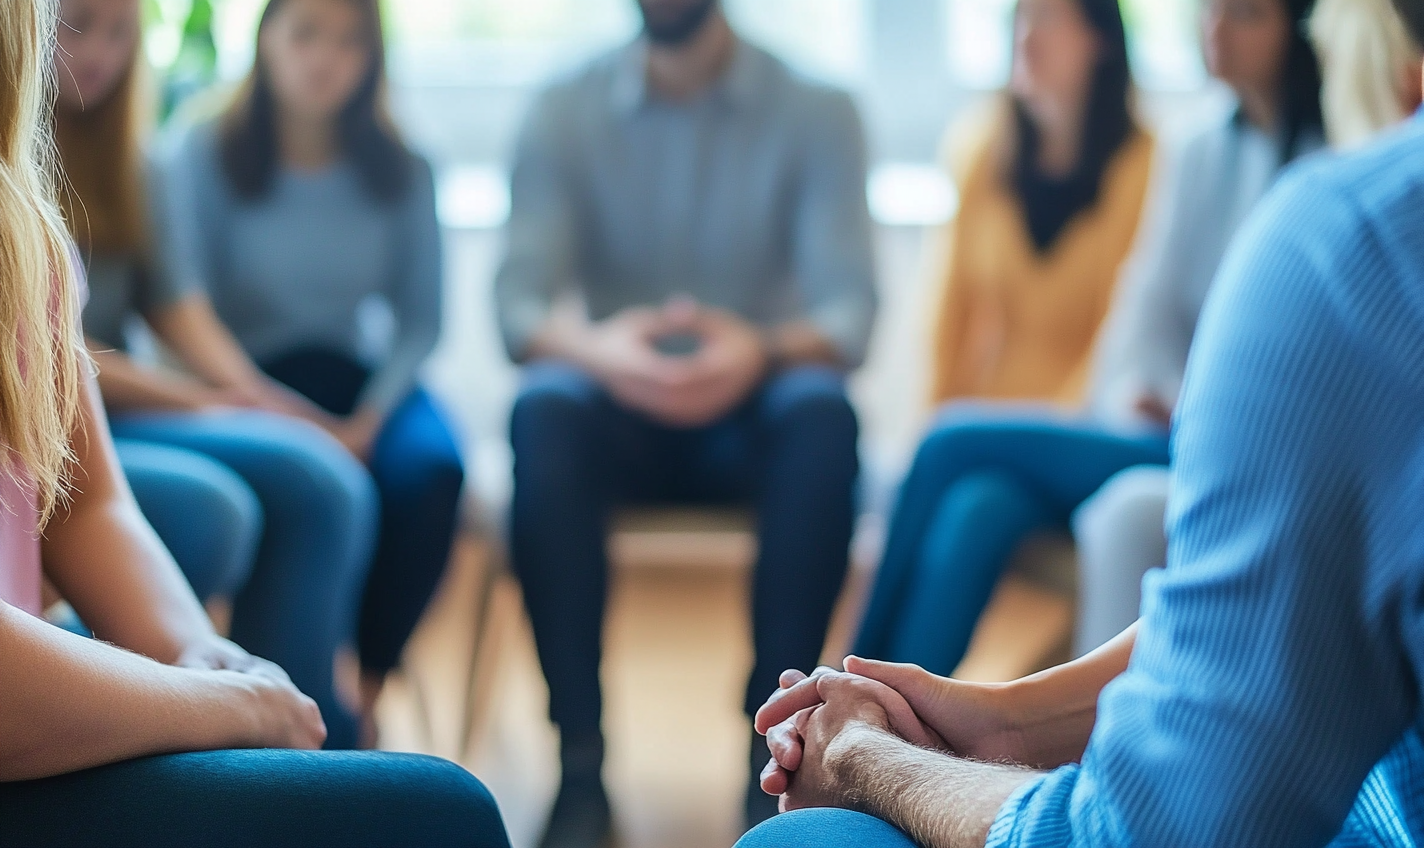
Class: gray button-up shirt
495,38,878,366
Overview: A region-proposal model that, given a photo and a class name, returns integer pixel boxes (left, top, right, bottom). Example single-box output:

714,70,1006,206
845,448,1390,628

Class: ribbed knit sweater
988,117,1424,847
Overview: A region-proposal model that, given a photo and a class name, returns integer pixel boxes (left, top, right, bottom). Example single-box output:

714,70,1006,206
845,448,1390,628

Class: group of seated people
3,0,1424,845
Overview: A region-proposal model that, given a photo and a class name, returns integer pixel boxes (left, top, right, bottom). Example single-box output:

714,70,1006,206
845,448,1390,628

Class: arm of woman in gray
790,88,878,369
149,132,334,422
493,86,580,363
355,155,443,418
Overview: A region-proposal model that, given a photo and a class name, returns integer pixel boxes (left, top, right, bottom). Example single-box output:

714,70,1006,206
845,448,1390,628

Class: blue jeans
263,349,466,676
854,408,1168,675
116,439,261,601
735,809,916,847
0,751,510,848
110,412,379,750
509,363,859,738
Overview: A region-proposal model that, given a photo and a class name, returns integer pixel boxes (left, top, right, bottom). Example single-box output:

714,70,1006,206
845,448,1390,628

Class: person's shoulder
405,149,436,185
529,42,629,109
746,44,858,118
1268,120,1424,252
937,98,1007,188
1114,123,1157,173
163,117,223,171
1225,121,1424,359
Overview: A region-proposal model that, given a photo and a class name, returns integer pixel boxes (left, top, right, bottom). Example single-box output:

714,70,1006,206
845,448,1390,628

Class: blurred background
137,4,1233,845
143,0,1226,502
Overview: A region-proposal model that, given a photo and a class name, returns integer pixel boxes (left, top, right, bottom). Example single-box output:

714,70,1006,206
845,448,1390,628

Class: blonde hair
0,0,85,525
1311,0,1424,148
54,23,152,257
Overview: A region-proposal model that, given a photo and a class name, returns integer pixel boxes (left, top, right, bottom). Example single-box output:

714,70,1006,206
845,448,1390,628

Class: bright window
147,0,869,87
947,0,1207,92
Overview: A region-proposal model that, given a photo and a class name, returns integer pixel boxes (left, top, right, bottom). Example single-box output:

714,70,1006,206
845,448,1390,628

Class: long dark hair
1010,0,1136,215
219,0,410,204
1278,0,1324,162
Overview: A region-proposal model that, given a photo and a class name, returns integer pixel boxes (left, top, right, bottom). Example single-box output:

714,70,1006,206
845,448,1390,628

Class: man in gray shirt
494,1,876,844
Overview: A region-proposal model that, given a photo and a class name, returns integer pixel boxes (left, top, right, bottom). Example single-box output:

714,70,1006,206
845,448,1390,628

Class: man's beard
639,0,719,46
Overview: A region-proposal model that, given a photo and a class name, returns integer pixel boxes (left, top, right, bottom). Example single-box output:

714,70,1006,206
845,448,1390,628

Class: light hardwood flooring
376,528,1067,848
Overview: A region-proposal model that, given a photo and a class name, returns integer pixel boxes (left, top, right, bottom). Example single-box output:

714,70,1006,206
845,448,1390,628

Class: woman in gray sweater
163,0,463,740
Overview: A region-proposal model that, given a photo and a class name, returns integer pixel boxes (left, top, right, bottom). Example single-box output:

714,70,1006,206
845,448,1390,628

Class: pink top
0,467,42,617
0,260,81,619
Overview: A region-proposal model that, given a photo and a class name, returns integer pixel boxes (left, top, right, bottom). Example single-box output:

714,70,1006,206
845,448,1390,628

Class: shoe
744,730,782,832
538,732,613,848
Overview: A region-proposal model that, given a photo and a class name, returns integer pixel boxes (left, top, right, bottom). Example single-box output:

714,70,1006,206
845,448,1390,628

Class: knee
761,366,858,440
254,428,380,534
912,411,1011,471
509,364,604,482
196,478,264,589
374,427,466,502
940,470,1032,523
510,364,602,435
735,808,917,848
377,755,510,846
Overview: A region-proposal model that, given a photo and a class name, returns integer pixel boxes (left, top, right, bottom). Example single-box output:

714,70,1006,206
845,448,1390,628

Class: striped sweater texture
988,117,1424,847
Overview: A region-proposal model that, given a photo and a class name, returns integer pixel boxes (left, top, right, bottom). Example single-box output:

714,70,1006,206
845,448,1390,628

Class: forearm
1000,623,1137,766
837,724,1038,848
0,603,259,782
767,320,846,369
90,348,212,414
147,296,267,391
521,302,595,365
354,331,436,419
44,498,214,663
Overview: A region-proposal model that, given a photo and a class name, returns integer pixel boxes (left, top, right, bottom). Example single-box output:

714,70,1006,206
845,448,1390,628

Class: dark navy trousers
509,362,860,738
0,750,510,848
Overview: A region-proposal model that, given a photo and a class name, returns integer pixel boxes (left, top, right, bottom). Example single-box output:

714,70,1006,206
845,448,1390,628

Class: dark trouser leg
741,367,858,829
509,363,627,742
745,366,860,718
0,751,510,848
360,389,466,675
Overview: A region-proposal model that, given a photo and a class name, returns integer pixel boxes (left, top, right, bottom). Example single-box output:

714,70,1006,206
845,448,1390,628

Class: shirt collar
610,35,763,116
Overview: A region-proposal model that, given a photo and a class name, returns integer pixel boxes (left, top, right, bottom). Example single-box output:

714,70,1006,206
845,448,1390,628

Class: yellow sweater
928,109,1155,407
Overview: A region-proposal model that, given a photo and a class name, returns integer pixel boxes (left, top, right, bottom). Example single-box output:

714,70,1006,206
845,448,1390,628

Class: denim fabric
110,411,378,750
263,349,466,676
116,438,261,601
509,362,859,737
735,809,917,848
0,750,510,848
854,409,1167,676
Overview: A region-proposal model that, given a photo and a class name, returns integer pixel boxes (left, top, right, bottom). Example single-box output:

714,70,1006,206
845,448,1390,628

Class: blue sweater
988,118,1424,846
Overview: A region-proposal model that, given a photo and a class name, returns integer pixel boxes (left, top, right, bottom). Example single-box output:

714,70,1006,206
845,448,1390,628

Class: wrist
179,669,265,751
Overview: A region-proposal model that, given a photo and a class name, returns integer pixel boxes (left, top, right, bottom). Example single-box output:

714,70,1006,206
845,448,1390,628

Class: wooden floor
376,528,1068,848
375,532,865,848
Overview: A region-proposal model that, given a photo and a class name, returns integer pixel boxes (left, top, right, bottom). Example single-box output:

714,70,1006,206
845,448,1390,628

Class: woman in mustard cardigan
854,0,1159,675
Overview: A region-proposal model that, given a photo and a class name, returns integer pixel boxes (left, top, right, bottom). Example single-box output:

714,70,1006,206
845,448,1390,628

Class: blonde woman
0,3,508,845
1310,0,1423,148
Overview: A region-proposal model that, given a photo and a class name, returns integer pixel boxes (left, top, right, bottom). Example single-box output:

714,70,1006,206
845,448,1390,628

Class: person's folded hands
756,666,945,806
666,306,768,426
842,656,1034,765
